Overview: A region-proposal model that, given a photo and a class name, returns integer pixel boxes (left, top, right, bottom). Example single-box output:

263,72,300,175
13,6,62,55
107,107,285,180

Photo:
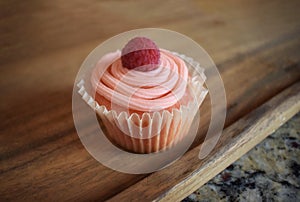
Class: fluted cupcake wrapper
77,53,208,153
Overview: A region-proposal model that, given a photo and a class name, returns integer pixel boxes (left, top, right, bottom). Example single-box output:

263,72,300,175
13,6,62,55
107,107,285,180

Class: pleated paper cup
77,53,207,154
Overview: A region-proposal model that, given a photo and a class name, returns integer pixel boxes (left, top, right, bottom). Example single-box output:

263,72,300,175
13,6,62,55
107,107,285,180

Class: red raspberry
121,37,160,71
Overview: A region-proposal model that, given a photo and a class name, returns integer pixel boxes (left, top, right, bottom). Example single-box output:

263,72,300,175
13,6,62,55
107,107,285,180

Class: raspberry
121,37,160,71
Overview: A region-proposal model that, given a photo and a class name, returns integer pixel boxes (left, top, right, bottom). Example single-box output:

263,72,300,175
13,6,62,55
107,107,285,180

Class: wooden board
109,81,300,202
0,0,300,201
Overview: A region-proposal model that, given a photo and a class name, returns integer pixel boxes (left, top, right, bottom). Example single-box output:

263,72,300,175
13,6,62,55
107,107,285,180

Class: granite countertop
183,113,300,202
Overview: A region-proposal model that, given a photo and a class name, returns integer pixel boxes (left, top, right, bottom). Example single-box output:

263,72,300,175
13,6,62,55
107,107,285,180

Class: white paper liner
77,53,208,153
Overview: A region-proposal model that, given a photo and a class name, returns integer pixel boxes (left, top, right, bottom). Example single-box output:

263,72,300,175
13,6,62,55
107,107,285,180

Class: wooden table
1,0,299,201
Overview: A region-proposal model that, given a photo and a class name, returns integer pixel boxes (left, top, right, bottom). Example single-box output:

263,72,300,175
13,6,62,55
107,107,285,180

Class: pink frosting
91,49,188,112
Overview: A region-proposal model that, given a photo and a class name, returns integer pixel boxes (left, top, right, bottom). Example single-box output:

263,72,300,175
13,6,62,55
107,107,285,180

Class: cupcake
78,37,207,154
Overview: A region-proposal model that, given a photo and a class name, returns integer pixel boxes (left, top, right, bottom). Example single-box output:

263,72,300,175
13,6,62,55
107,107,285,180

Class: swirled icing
91,49,189,112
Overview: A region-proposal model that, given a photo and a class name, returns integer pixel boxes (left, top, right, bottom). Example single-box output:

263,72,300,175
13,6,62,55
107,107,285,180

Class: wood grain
0,0,300,201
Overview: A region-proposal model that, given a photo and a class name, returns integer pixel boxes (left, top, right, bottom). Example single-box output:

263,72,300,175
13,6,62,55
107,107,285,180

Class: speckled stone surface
183,113,300,202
